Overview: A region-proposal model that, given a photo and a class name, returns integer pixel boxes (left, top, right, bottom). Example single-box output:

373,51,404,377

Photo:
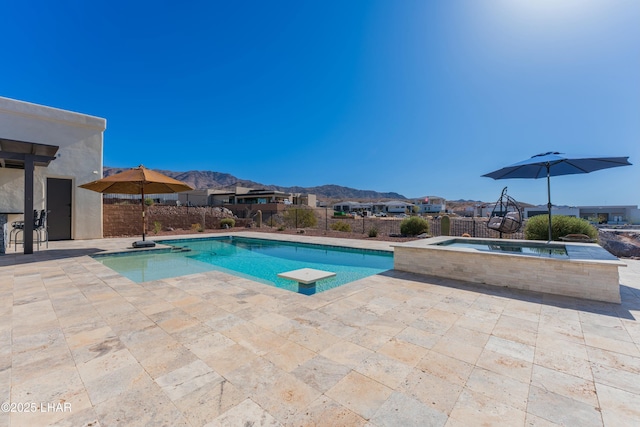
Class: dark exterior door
47,178,72,240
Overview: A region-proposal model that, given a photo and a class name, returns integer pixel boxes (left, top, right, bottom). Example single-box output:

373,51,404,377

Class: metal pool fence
235,207,526,239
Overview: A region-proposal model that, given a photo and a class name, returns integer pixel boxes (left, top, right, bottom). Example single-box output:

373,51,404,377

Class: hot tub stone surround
393,236,626,304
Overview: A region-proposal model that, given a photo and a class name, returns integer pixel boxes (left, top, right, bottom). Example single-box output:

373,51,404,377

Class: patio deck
1,232,639,426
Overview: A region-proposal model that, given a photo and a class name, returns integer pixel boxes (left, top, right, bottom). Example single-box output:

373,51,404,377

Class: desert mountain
103,167,407,200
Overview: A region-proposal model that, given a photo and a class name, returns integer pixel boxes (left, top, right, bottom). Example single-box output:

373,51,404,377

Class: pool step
170,246,192,252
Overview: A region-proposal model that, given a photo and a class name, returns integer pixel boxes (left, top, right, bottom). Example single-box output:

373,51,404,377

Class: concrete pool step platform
278,267,337,295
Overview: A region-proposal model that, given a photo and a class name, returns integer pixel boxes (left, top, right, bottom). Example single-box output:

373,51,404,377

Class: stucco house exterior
0,97,106,249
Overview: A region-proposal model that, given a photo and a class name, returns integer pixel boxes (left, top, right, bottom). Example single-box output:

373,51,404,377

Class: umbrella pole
546,163,552,242
142,187,146,241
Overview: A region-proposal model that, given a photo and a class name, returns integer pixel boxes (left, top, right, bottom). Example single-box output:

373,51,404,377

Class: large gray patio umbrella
482,152,632,241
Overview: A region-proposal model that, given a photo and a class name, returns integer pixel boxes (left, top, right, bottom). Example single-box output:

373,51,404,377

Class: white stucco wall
0,97,106,239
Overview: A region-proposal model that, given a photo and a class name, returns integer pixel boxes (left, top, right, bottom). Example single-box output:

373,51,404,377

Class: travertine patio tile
137,341,199,379
501,300,541,323
21,407,100,427
10,365,93,423
291,355,351,393
476,348,533,383
431,336,484,365
586,346,640,374
325,371,393,420
534,346,593,380
170,322,216,344
399,369,462,416
448,389,526,426
251,371,322,424
485,335,535,363
595,382,640,427
318,317,359,338
251,312,291,331
224,357,284,396
535,333,589,358
334,306,378,328
378,337,428,366
289,395,366,427
526,385,602,427
94,372,190,427
395,325,440,349
155,359,221,401
346,327,391,351
227,324,287,356
492,314,538,346
205,313,247,331
453,311,499,335
11,329,69,367
371,391,448,427
537,323,585,344
279,323,341,353
532,364,598,406
524,412,564,427
185,331,235,360
591,361,640,395
206,398,281,427
320,340,373,368
265,340,316,372
583,333,640,357
415,351,474,387
465,367,530,411
76,347,139,383
203,343,258,375
294,308,333,328
84,362,147,405
175,378,246,426
355,352,413,389
2,233,639,426
173,294,203,308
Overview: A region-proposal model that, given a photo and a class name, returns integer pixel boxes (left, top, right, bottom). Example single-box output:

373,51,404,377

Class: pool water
436,239,568,258
94,236,393,294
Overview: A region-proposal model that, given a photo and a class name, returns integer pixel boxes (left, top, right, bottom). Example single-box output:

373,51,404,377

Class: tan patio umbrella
79,165,193,246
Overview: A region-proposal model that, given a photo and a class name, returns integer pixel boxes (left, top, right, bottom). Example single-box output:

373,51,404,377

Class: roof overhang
0,137,59,169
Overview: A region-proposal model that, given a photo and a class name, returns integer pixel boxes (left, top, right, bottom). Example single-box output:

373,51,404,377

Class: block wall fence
103,204,249,237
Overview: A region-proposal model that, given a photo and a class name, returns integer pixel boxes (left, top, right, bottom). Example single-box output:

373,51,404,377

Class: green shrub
331,221,352,232
524,215,598,241
282,208,318,228
220,218,235,229
144,198,154,206
368,227,378,238
153,221,162,234
400,216,429,236
191,223,204,232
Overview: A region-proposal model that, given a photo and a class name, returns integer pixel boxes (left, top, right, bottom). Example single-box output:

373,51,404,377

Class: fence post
325,207,328,231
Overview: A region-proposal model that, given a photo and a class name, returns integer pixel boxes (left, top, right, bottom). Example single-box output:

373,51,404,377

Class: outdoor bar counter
0,211,23,254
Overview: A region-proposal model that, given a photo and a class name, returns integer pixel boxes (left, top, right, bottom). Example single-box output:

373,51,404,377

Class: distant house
414,196,446,214
380,200,415,214
177,186,316,219
577,205,640,224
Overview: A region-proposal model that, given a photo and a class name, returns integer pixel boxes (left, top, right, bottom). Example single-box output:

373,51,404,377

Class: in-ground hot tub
393,236,626,303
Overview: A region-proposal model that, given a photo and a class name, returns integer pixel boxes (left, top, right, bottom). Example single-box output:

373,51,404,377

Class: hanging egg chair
487,187,523,235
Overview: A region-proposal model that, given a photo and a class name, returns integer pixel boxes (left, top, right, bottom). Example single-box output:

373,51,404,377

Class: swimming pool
93,236,393,294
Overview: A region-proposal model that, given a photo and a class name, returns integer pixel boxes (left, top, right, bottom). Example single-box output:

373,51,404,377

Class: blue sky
2,0,638,206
